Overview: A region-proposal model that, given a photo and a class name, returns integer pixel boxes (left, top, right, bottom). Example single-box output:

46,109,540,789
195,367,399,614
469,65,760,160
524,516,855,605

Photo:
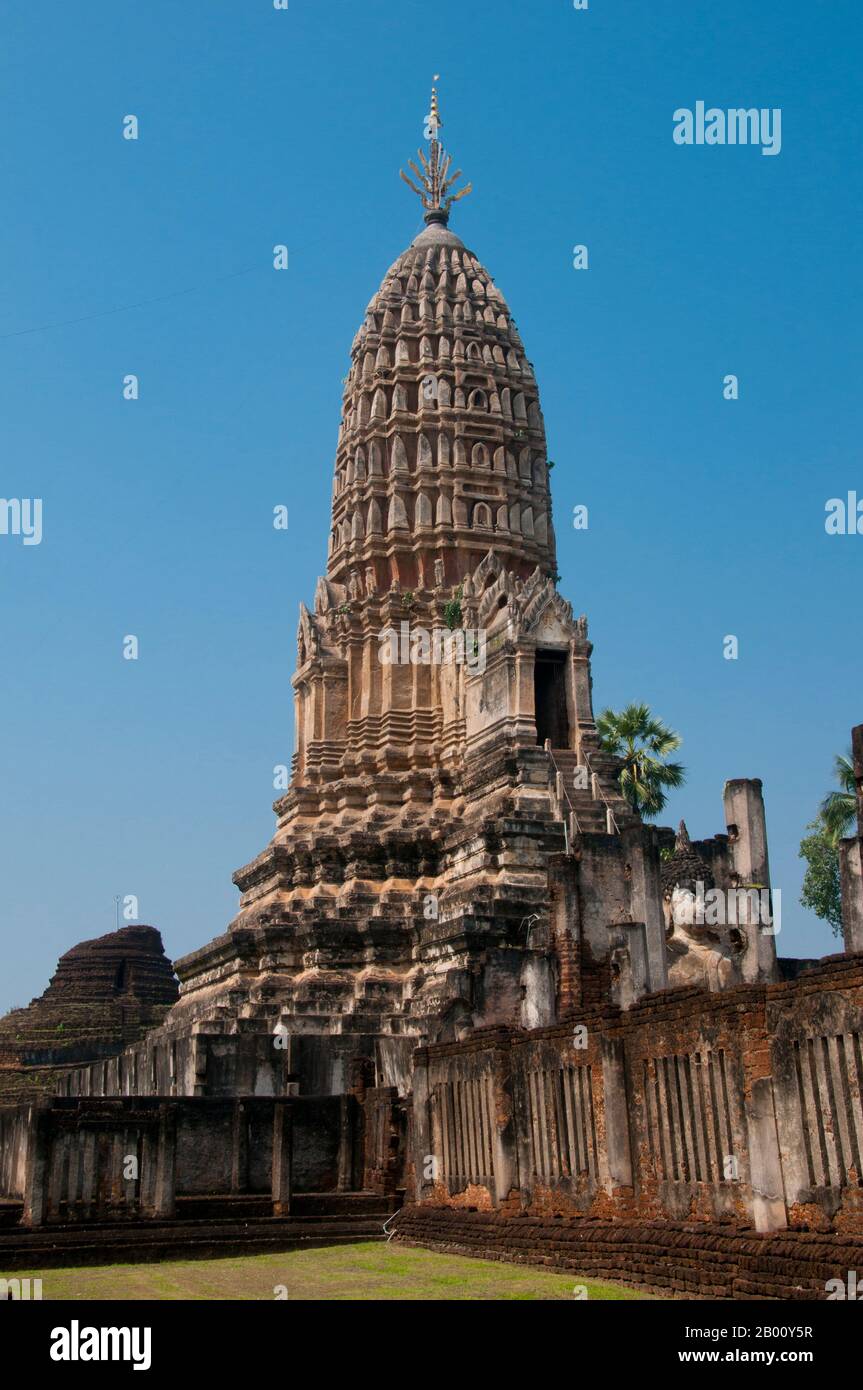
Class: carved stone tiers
329,220,556,595
144,99,646,1079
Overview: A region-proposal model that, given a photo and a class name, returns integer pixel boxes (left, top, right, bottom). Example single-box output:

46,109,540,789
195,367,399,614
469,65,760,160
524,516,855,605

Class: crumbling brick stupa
0,927,177,1106
2,93,862,1298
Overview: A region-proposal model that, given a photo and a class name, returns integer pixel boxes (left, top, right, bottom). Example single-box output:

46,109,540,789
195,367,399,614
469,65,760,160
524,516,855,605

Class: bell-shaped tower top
328,87,556,594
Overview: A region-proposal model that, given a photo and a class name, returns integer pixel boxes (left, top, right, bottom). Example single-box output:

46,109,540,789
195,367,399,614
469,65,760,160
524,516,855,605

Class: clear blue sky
1,0,861,1011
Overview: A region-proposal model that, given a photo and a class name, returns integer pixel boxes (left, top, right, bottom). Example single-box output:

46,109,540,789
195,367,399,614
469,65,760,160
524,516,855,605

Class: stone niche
461,554,595,760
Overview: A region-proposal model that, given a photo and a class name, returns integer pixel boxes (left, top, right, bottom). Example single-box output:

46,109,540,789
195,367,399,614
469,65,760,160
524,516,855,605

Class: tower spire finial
399,78,472,226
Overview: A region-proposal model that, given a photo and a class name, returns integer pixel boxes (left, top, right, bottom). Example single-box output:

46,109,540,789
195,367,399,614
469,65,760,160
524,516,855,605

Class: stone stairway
0,1193,395,1270
547,748,616,836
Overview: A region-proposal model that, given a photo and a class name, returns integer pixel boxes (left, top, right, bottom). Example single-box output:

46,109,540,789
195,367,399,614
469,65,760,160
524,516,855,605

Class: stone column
271,1101,293,1217
840,724,863,955
127,1131,143,1214
724,778,778,983
600,1036,634,1195
153,1105,177,1219
745,1076,787,1232
21,1105,53,1229
191,1038,208,1097
231,1100,248,1193
80,1129,98,1218
489,1042,518,1207
140,1127,158,1214
570,642,595,735
511,1045,536,1208
66,1131,82,1216
411,1049,434,1201
606,921,649,1009
337,1095,355,1192
840,838,863,954
624,829,667,991
49,1131,70,1220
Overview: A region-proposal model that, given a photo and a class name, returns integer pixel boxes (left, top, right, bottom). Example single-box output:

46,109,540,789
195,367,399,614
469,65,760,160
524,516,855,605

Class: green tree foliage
799,821,843,936
820,752,856,843
799,748,856,935
595,703,685,819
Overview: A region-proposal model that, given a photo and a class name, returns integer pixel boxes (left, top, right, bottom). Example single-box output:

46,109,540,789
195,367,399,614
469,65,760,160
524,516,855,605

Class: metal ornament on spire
399,81,472,225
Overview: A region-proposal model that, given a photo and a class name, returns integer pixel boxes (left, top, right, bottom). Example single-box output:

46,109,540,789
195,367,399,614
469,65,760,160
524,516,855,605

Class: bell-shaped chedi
330,220,555,591
0,926,177,1104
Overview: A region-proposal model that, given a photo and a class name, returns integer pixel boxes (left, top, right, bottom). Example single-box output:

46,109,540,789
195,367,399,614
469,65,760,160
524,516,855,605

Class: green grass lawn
12,1242,650,1301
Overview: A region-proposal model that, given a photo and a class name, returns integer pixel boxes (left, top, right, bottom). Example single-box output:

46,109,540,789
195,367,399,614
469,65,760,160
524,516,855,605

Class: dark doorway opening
534,649,570,748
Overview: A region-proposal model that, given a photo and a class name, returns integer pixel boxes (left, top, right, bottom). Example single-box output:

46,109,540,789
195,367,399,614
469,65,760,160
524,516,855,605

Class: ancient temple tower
294,86,561,799
156,92,657,1094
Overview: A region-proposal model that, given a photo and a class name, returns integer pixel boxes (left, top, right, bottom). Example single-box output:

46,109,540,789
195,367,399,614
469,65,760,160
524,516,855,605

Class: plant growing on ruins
443,585,463,631
595,703,685,820
799,821,843,936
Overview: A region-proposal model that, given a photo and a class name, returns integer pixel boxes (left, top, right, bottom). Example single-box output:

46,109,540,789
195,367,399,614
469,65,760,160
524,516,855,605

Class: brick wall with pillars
408,956,863,1235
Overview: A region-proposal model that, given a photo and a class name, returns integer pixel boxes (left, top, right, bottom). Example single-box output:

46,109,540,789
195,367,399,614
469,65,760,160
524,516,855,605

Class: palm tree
819,751,856,845
596,703,685,819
